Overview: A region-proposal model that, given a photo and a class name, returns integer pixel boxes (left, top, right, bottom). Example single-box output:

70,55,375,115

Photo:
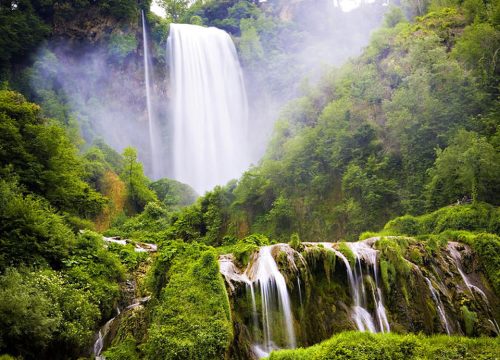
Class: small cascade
92,296,151,359
447,242,500,334
447,242,488,300
93,317,115,359
141,10,160,178
424,276,451,335
345,240,390,333
219,245,298,358
248,246,296,353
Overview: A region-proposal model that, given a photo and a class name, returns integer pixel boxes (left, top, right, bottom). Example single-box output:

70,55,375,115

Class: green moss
289,233,303,252
144,246,233,360
337,242,355,267
266,332,500,359
383,203,498,237
460,305,478,336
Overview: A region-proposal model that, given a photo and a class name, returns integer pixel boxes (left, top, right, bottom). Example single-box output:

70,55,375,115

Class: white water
167,24,250,194
424,276,451,335
92,296,151,358
248,246,296,352
447,242,488,300
142,11,160,178
219,245,297,358
345,241,390,333
447,242,500,334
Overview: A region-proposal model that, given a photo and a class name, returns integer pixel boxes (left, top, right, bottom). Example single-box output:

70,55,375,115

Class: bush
0,268,99,359
144,245,233,360
267,332,499,359
63,231,125,319
0,179,75,270
383,203,499,236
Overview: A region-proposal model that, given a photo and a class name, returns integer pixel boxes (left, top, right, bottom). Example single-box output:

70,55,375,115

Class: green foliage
63,231,125,319
0,179,75,270
150,177,197,210
0,268,99,359
460,305,478,336
159,0,189,21
110,201,170,242
426,130,500,207
144,245,233,360
103,336,141,360
120,147,157,214
383,203,499,236
0,1,50,78
108,33,138,64
289,233,303,251
0,90,106,218
266,331,500,359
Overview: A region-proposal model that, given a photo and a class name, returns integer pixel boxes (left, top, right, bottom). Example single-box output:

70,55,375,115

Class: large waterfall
167,24,250,194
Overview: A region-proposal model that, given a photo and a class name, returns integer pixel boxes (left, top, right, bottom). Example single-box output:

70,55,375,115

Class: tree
426,130,500,207
120,147,157,214
159,0,189,21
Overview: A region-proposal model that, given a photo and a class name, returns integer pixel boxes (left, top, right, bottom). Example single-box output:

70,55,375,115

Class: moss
144,245,233,360
337,242,355,267
359,231,379,240
266,332,500,360
380,259,394,293
383,203,498,237
289,233,303,252
460,305,478,336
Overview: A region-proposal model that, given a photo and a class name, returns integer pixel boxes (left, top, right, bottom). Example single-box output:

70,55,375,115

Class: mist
242,0,389,163
27,0,388,193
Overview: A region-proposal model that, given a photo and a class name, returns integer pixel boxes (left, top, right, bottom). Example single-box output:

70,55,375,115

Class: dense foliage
155,0,500,246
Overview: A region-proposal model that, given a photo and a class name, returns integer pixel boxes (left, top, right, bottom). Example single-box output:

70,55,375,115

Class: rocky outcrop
221,237,499,358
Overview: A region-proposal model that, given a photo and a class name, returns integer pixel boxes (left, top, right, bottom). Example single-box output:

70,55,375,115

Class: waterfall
167,24,250,194
141,10,160,178
219,246,297,358
345,241,390,333
93,317,115,359
447,242,500,334
92,296,151,358
248,246,296,354
424,276,451,335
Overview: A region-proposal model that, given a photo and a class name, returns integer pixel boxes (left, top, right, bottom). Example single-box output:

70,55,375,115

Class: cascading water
248,246,296,353
447,242,500,334
345,240,390,333
219,246,298,358
221,239,499,358
424,276,451,335
167,24,250,194
141,10,161,178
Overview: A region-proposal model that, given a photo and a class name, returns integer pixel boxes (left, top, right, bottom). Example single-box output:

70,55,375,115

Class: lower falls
219,238,499,359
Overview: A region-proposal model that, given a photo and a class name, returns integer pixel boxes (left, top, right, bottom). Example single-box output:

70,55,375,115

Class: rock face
220,238,499,359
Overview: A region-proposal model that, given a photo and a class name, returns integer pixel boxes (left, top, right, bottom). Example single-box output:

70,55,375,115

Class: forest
0,0,499,359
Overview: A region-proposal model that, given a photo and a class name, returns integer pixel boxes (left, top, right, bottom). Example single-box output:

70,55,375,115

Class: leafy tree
0,90,106,218
426,130,500,207
120,147,157,214
159,0,189,21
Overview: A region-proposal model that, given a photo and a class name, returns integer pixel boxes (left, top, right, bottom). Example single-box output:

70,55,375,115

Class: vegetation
1,0,500,359
266,331,500,359
144,242,233,360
